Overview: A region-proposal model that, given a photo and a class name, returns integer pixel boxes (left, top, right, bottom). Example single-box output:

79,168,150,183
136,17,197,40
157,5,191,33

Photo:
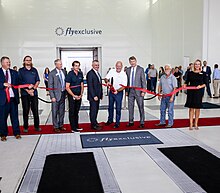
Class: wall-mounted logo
55,27,102,36
55,27,64,36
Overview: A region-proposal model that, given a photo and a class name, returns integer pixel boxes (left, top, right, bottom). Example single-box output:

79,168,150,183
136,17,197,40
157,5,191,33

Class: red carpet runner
7,117,220,136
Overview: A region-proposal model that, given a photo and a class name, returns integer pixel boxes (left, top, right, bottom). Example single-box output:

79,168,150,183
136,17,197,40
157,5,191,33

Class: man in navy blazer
86,60,103,130
0,56,21,141
202,60,212,97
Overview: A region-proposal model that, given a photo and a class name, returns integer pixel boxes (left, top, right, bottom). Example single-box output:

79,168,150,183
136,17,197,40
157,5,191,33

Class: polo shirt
18,67,40,96
159,74,177,94
65,70,83,95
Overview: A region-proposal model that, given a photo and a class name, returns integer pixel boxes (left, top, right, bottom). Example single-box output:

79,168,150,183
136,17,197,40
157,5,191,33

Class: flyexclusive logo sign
55,27,102,36
81,131,163,148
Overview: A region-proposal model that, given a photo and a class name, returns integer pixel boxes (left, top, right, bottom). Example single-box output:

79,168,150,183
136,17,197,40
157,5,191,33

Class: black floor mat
158,146,220,193
37,153,104,193
202,102,220,109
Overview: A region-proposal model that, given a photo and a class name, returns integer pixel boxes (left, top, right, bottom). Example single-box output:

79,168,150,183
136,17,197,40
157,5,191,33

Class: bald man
105,61,127,128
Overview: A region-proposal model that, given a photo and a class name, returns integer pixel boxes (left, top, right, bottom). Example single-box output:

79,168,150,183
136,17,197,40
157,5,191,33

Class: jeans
108,91,123,125
160,96,175,126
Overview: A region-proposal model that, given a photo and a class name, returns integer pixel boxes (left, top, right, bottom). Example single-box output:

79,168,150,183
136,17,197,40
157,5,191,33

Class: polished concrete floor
0,88,220,193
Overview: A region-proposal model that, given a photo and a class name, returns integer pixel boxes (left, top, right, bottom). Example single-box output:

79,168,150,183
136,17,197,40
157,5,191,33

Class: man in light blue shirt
213,64,220,98
155,64,177,127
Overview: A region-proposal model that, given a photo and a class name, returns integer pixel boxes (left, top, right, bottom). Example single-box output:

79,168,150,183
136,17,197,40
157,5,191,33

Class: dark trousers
21,95,39,129
108,91,123,125
89,100,100,127
150,77,157,93
68,95,81,131
147,79,151,91
52,92,65,129
202,77,212,97
176,80,181,96
0,98,20,137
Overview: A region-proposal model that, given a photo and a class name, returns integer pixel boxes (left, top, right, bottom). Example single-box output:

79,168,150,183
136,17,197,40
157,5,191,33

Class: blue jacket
0,68,20,105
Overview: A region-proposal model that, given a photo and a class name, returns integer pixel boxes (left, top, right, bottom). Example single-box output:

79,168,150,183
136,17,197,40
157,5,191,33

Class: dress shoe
114,124,119,128
54,128,61,133
165,125,173,128
72,129,80,133
35,127,42,131
126,122,134,127
105,121,113,126
92,126,102,130
15,135,22,139
139,124,145,128
59,126,66,131
23,128,28,133
155,123,166,126
1,136,7,142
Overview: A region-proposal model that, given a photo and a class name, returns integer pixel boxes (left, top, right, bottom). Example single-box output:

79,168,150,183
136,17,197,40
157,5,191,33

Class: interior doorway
57,47,101,76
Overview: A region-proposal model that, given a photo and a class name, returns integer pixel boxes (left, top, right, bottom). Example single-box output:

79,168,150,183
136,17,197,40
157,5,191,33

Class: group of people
0,54,218,142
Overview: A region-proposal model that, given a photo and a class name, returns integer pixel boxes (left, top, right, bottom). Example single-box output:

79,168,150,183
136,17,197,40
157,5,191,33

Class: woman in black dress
184,59,206,130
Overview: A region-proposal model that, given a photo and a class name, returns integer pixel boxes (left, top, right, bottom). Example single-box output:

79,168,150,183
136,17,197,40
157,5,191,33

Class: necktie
5,70,9,83
97,72,102,82
131,67,135,86
59,70,64,90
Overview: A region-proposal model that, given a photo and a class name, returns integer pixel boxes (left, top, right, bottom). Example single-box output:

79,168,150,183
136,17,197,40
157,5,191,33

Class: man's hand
94,96,98,101
141,92,145,97
158,96,162,101
169,97,174,103
27,89,34,96
197,85,201,89
4,83,11,88
28,84,34,89
51,98,56,103
113,91,118,95
125,92,128,96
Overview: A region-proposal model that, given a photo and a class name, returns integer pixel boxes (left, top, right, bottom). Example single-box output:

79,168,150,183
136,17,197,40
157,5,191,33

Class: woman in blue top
43,67,50,95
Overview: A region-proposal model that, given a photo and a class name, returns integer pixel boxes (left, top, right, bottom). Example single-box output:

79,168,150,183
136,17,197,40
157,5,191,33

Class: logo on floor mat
81,131,163,148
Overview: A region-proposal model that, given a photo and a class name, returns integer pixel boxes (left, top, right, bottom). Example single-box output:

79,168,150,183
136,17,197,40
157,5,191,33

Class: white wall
204,0,220,67
150,0,203,70
0,0,151,80
0,0,204,82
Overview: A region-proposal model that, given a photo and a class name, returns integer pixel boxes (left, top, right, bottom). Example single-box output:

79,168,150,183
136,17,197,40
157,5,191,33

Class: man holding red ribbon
126,56,147,128
105,61,127,128
18,56,41,133
156,64,177,128
0,56,21,141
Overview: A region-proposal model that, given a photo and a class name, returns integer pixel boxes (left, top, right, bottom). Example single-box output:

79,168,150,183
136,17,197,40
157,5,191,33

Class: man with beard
18,55,41,132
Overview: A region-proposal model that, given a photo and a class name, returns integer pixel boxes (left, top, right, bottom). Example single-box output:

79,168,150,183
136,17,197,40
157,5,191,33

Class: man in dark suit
202,60,212,97
48,59,67,132
126,56,147,128
86,60,103,130
0,56,21,141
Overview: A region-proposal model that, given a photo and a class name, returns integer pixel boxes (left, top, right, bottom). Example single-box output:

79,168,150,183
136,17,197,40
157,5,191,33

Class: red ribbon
6,83,196,103
120,84,199,97
5,83,110,102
